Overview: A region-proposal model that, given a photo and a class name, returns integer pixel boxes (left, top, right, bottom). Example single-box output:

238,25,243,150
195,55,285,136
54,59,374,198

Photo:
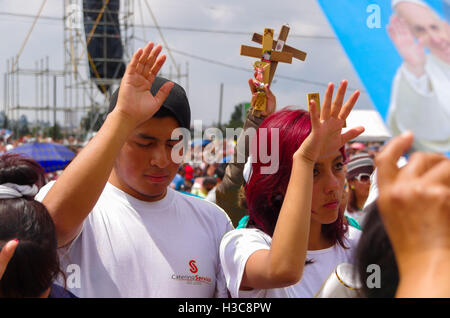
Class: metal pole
53,75,57,139
16,58,19,115
218,83,223,128
46,56,50,125
35,61,39,123
186,61,189,98
10,58,14,121
40,58,44,124
5,60,9,116
3,73,7,115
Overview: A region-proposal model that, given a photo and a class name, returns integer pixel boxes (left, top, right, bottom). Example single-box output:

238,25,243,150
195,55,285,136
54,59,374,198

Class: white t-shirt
36,182,234,298
219,226,361,298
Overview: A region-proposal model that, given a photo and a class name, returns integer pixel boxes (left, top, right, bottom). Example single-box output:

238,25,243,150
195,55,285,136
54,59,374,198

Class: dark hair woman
0,153,75,298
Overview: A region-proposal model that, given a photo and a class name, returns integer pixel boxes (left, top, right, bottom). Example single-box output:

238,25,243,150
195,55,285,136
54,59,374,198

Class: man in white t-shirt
36,43,233,297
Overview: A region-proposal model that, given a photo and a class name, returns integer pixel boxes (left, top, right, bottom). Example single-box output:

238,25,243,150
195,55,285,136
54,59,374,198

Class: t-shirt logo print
171,260,212,285
189,260,198,274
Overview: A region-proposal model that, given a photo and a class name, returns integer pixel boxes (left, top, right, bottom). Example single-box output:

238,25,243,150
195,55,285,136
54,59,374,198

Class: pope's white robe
388,54,450,153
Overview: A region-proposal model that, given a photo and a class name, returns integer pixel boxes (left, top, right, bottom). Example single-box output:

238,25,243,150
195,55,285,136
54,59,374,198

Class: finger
331,80,348,118
139,42,154,65
341,126,365,145
339,90,360,121
422,159,450,188
375,132,414,188
248,79,256,95
250,93,257,108
396,17,410,35
387,25,395,41
153,81,174,108
321,82,334,120
262,84,276,115
136,43,154,74
149,54,167,80
0,239,18,279
309,100,320,129
417,38,426,52
405,153,450,183
127,48,144,75
264,84,275,100
143,44,162,76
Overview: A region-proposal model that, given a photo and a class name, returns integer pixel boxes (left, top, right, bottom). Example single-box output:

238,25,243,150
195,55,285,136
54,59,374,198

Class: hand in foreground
114,42,174,127
375,132,450,297
0,239,18,280
295,80,364,163
248,79,276,117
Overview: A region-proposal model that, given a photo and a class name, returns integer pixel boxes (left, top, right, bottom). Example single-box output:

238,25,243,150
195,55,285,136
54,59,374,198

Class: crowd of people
0,40,449,299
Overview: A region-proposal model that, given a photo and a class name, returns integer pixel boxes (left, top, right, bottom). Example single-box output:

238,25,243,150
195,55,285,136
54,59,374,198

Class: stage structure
4,0,189,137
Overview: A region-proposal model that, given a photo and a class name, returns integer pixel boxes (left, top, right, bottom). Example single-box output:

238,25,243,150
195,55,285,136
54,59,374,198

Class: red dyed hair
246,108,348,248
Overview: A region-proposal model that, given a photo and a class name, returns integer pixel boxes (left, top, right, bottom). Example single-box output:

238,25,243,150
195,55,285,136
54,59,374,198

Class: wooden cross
241,24,307,116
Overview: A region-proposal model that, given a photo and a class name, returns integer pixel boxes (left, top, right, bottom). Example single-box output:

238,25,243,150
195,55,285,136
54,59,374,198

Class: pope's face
397,2,450,63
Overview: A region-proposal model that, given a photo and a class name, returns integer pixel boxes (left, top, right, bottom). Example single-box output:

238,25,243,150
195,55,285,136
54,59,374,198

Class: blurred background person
205,163,227,203
345,153,375,225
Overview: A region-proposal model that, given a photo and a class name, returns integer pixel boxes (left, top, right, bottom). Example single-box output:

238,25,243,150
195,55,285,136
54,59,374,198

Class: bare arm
216,81,276,226
42,43,173,247
241,81,364,289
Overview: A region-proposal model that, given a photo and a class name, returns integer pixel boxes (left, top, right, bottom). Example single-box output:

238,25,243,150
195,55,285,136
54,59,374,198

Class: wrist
107,109,140,134
396,250,450,298
293,151,316,167
404,62,425,78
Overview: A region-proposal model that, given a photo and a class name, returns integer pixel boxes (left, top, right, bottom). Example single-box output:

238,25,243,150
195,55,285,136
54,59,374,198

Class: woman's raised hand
296,80,364,163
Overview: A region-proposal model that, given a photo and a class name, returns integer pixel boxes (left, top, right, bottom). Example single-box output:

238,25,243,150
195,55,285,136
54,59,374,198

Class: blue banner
318,0,449,154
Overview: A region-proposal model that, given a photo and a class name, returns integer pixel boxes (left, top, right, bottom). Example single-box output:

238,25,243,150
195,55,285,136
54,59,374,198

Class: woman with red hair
219,80,365,297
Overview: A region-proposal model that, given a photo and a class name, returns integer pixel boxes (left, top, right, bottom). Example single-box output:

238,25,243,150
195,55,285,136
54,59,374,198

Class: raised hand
375,133,450,297
248,79,276,117
0,239,18,280
376,133,450,267
387,15,426,77
295,80,364,163
114,42,174,127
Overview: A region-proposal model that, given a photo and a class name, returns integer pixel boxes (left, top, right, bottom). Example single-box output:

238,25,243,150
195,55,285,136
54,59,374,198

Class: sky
0,0,375,130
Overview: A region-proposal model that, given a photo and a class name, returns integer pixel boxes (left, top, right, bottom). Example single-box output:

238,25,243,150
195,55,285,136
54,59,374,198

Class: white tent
343,109,391,142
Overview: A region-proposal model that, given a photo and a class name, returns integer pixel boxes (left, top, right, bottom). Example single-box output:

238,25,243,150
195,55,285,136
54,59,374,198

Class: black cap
108,77,191,129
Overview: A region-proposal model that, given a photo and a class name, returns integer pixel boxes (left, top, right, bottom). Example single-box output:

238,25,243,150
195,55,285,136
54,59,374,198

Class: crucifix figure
241,24,307,116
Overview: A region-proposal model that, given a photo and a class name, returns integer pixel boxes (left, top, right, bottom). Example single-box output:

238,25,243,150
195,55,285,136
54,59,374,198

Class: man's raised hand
115,42,174,127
